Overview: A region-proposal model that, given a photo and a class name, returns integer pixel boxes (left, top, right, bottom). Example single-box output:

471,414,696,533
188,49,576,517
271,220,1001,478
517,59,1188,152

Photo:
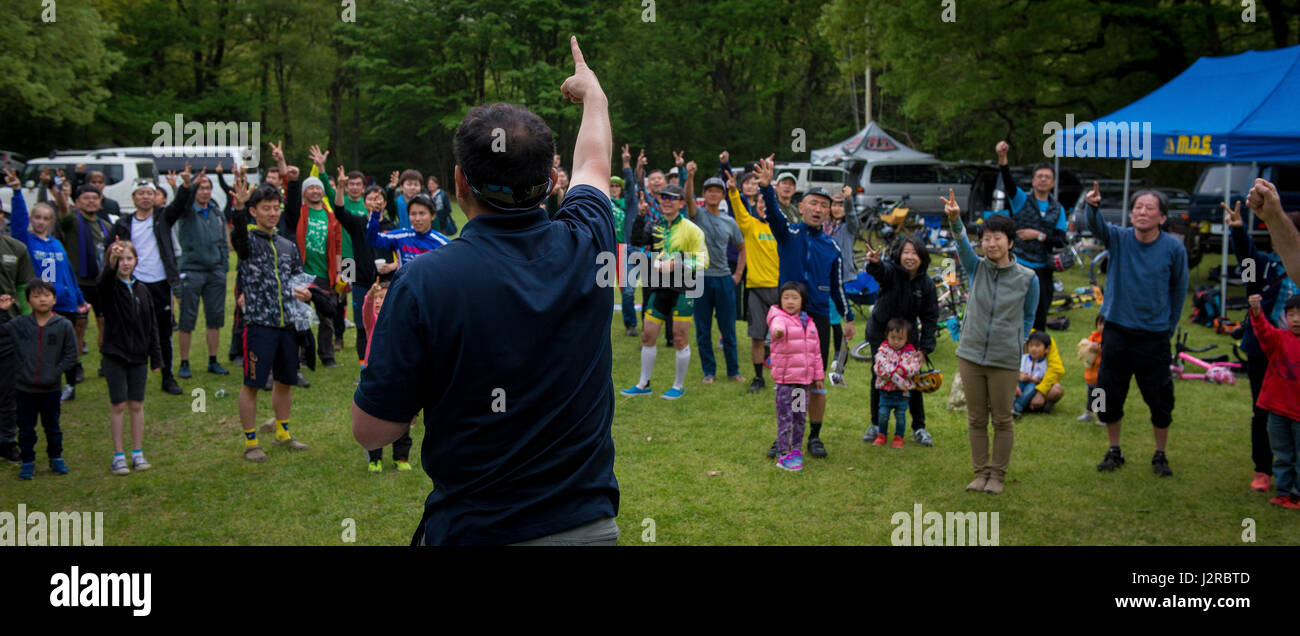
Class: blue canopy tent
1058,43,1300,315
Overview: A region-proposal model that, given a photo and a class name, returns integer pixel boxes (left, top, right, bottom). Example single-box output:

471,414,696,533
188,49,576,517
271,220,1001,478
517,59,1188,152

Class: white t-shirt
131,214,166,283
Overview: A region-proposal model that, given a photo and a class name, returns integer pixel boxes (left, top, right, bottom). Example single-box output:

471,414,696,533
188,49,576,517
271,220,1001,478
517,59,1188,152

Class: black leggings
1032,265,1054,332
368,431,413,462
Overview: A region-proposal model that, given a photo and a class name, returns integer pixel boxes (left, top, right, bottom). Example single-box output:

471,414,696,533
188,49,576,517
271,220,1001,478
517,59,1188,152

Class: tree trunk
274,52,293,149
351,85,361,171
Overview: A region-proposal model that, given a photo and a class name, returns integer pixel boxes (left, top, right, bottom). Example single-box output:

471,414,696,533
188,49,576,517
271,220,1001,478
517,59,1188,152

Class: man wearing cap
756,155,854,458
682,159,747,385
163,163,230,379
724,161,782,394
774,170,800,224
354,37,619,546
274,143,344,368
109,180,184,395
622,179,708,400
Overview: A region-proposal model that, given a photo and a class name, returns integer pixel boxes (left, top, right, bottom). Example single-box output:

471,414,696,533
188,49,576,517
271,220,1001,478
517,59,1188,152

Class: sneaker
729,375,747,383
1251,473,1271,492
1011,409,1022,419
701,375,715,384
73,363,85,384
1097,447,1125,472
862,425,880,442
1,442,18,464
321,359,340,369
49,457,68,475
747,377,765,394
891,435,905,449
1151,452,1173,477
273,437,310,450
620,385,652,397
177,361,192,379
913,428,934,447
625,327,638,337
829,372,845,387
660,387,685,400
766,440,779,458
1076,411,1095,423
208,361,230,375
776,449,803,471
110,456,130,476
1267,495,1300,509
19,461,34,479
60,385,75,402
367,460,383,473
807,437,827,458
161,375,183,395
244,446,267,462
131,455,151,471
395,460,413,472
872,433,887,447
296,373,311,388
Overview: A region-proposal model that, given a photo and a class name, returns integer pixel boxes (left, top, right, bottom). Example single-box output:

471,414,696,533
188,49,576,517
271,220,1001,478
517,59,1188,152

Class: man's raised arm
562,36,611,198
1248,178,1300,287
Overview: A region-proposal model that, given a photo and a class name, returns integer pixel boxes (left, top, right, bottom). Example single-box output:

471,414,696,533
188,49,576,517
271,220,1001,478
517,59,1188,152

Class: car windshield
1196,165,1253,197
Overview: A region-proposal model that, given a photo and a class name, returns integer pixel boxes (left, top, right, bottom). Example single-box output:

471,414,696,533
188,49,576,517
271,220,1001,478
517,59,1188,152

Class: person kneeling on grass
1247,293,1300,509
359,280,413,473
767,282,823,471
871,318,922,448
98,240,162,475
0,280,79,479
229,179,312,462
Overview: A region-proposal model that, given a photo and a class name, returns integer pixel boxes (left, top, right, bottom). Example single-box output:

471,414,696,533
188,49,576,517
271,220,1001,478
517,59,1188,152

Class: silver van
848,159,975,216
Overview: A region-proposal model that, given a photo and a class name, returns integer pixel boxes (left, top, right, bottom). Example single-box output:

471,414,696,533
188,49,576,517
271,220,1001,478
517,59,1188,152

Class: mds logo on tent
1162,135,1226,158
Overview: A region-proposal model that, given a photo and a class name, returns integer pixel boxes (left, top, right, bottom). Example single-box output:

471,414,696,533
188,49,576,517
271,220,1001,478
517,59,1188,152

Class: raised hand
309,144,329,171
194,167,207,188
621,144,631,167
559,36,602,104
995,140,1010,163
673,150,685,167
940,188,961,220
336,164,346,184
1247,178,1283,221
269,140,285,163
719,150,729,164
2,168,19,189
285,165,300,181
756,154,775,187
686,160,697,177
180,162,193,187
864,243,882,264
1085,181,1102,208
636,149,647,169
723,169,735,190
1248,293,1262,315
388,170,399,189
1221,200,1243,228
0,294,12,312
842,185,853,198
165,171,178,190
232,173,251,208
215,161,224,174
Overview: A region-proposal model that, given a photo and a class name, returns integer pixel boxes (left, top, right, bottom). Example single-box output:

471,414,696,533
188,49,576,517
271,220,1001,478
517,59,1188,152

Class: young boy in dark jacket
98,239,163,475
0,279,80,479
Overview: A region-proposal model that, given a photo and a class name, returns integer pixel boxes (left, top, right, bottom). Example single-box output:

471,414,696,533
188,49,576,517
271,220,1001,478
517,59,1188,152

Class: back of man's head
454,103,556,212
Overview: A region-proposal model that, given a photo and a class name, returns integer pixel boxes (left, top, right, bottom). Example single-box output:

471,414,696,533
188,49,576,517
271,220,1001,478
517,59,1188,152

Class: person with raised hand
943,188,1038,494
162,160,231,381
756,154,853,460
682,157,747,385
993,140,1069,331
1247,178,1300,287
354,36,619,546
97,239,162,475
1082,180,1188,478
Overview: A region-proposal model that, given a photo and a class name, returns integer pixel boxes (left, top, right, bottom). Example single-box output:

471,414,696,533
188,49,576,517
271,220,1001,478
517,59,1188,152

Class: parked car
845,159,976,218
88,145,261,213
1176,163,1300,268
19,156,157,218
772,162,849,196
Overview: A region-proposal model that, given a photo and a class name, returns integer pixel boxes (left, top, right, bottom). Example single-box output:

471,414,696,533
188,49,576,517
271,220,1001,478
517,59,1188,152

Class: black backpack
1189,284,1221,327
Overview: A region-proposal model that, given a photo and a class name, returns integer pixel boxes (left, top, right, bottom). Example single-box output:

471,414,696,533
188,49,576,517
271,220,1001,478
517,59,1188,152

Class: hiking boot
966,474,988,492
177,361,192,379
914,428,934,447
161,375,183,395
1151,452,1173,477
984,475,1005,494
19,461,35,480
747,377,765,394
244,446,267,462
1097,447,1125,472
807,438,827,458
274,437,310,451
208,361,230,375
766,440,779,458
1251,473,1271,492
110,456,130,476
49,457,68,475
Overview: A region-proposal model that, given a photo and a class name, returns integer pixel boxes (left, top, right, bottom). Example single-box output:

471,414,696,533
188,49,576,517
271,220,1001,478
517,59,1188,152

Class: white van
773,162,850,196
848,159,975,216
19,156,157,219
89,146,262,213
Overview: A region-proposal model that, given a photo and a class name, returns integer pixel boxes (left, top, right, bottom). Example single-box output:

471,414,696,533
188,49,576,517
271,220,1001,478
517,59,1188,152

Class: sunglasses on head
657,193,680,201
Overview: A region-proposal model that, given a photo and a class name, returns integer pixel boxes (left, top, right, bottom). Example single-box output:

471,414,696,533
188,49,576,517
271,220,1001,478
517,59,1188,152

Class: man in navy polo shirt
352,37,619,546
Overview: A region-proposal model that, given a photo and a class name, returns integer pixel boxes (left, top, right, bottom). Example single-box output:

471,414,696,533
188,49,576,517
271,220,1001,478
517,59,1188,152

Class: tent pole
1121,159,1131,228
1247,161,1258,233
1221,163,1231,317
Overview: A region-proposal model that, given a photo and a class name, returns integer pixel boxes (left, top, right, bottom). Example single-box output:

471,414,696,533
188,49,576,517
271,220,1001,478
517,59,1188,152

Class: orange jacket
1084,331,1103,386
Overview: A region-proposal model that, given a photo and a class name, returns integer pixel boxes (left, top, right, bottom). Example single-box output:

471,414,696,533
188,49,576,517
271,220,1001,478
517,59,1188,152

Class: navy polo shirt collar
459,207,548,237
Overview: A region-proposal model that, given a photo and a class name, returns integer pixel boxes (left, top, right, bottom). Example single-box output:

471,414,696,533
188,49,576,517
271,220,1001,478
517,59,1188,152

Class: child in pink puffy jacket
871,318,922,449
766,282,824,472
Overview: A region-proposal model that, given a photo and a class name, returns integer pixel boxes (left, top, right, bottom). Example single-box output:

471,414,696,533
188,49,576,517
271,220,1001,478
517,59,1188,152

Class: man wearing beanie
53,183,112,399
162,163,231,380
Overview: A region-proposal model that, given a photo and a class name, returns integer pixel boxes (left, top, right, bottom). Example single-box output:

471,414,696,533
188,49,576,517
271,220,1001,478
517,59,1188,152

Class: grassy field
4,206,1297,545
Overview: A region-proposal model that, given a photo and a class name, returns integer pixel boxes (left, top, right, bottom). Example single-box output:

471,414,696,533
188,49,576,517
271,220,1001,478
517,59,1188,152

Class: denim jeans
1268,412,1300,497
694,275,739,377
878,390,909,437
1013,380,1038,413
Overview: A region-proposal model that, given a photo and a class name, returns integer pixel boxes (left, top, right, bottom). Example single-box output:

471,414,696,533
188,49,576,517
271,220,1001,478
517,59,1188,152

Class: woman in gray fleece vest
942,190,1038,494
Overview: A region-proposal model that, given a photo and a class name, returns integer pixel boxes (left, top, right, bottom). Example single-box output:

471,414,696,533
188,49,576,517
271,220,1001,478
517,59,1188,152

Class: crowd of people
3,35,1300,541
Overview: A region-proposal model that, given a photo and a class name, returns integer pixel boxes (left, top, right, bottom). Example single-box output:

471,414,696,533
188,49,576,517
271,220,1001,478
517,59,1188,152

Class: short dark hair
886,317,912,338
1128,189,1168,216
399,169,423,186
981,214,1016,241
1285,295,1300,313
648,169,665,179
453,102,555,212
1026,331,1052,348
428,175,440,186
247,182,281,208
363,184,385,199
407,194,435,216
25,278,55,300
346,170,365,182
893,236,931,273
1031,163,1054,178
778,281,808,312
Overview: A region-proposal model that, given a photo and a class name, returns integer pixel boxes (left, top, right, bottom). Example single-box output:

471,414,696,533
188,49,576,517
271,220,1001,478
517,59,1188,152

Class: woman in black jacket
863,236,939,446
98,239,162,475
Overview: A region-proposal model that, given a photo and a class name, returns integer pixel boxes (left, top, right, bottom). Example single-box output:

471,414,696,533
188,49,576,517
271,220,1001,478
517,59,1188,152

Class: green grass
4,209,1298,545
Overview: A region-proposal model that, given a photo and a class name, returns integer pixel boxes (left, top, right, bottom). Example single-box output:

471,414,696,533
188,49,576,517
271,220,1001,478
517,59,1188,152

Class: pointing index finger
570,36,586,68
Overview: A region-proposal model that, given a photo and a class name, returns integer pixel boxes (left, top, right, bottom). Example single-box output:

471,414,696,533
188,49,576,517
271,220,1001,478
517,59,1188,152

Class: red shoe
1267,495,1300,509
1251,473,1271,492
872,433,886,446
891,435,905,449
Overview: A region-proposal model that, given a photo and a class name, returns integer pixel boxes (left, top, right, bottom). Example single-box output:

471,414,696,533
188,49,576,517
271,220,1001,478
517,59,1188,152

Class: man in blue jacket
353,37,619,546
755,155,854,459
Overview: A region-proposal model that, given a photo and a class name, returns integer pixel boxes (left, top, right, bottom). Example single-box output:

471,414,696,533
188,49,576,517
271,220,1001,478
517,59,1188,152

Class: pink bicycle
1169,329,1244,385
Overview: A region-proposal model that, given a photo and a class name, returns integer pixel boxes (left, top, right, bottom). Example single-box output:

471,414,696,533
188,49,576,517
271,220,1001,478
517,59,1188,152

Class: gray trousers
421,517,620,546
